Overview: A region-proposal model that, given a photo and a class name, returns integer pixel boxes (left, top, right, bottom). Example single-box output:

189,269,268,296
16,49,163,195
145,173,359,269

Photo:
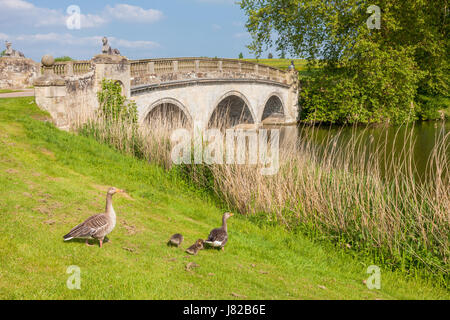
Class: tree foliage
240,0,449,123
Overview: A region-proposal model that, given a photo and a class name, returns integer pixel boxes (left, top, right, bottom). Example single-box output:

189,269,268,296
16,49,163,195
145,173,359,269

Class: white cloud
1,32,161,60
234,32,250,38
212,24,222,30
0,0,163,29
196,0,236,4
0,0,106,28
104,4,164,23
108,37,160,49
8,33,159,49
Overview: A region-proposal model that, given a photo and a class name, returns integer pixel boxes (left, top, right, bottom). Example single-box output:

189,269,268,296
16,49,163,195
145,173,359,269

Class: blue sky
0,0,273,61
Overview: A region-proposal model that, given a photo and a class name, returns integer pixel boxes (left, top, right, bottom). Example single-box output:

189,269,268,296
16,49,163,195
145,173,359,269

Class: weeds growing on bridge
74,82,449,286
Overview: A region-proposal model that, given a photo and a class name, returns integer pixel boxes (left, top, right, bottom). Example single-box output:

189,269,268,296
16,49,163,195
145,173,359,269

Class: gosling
186,239,204,255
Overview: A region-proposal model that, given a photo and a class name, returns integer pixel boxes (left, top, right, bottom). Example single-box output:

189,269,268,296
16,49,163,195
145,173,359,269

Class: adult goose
205,212,233,251
63,187,124,248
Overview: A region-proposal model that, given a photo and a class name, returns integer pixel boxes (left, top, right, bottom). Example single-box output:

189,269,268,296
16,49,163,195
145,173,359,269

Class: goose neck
105,194,114,215
222,216,228,232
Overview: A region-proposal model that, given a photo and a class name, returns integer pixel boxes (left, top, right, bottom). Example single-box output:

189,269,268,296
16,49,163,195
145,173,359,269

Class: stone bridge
33,55,299,130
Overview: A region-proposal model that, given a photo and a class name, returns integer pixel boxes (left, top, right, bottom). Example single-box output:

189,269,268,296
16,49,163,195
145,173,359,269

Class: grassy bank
0,89,22,94
0,97,448,299
78,81,449,286
244,58,318,77
244,58,307,71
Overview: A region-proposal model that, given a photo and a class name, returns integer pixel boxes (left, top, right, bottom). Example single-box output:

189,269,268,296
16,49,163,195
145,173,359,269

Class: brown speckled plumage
186,239,204,255
63,187,124,247
205,212,233,250
168,233,184,247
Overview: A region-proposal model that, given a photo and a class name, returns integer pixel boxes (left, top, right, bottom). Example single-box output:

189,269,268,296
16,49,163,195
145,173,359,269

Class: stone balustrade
40,60,93,77
33,54,299,130
130,58,289,87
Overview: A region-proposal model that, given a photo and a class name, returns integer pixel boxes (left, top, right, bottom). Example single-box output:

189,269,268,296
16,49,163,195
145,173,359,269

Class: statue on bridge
3,41,25,58
101,37,121,56
288,60,295,71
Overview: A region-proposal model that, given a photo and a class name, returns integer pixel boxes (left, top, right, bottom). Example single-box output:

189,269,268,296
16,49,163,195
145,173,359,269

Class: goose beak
229,213,234,216
117,189,125,193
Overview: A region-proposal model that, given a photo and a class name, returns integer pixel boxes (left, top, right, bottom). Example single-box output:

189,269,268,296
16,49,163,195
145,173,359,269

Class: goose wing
206,228,228,246
64,214,109,240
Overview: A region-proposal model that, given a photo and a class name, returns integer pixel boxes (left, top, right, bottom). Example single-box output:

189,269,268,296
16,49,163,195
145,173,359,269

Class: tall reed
71,87,449,281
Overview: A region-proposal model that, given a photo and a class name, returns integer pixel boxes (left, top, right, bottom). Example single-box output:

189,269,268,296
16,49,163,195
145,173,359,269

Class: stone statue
288,60,295,71
101,37,121,56
4,41,25,58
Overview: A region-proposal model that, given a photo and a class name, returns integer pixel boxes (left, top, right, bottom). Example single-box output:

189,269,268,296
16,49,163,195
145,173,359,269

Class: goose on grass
63,187,124,248
205,212,233,251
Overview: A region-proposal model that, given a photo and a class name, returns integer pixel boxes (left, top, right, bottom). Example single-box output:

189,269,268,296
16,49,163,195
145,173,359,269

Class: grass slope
0,89,22,94
244,58,319,78
244,58,307,71
0,97,448,299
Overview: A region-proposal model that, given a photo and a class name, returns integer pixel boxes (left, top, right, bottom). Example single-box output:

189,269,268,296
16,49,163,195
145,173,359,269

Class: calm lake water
277,120,450,183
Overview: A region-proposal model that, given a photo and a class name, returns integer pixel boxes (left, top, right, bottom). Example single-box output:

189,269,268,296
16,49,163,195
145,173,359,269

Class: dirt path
0,89,34,98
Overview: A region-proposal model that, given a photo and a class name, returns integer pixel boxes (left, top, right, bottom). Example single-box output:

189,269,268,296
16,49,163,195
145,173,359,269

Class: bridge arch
142,97,192,128
208,90,256,129
261,93,285,122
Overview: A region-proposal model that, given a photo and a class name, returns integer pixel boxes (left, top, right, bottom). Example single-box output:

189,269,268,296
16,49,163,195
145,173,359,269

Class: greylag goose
168,233,184,247
63,187,124,247
186,239,204,255
205,212,233,250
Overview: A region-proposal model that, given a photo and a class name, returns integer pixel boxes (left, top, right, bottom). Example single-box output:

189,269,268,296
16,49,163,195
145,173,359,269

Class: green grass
244,58,320,77
0,97,448,299
244,58,307,71
0,89,22,94
54,56,73,62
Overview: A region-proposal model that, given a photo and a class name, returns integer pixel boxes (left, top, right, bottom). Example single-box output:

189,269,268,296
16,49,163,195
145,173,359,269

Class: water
276,121,450,183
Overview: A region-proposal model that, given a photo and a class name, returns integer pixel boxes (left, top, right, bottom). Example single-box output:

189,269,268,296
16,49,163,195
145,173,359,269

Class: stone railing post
286,67,299,123
149,62,155,74
34,55,68,129
92,54,131,98
218,60,223,72
173,60,178,72
67,61,74,76
195,60,200,72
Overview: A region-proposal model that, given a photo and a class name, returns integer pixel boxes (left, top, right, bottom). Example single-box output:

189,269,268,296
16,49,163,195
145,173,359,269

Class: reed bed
73,106,449,281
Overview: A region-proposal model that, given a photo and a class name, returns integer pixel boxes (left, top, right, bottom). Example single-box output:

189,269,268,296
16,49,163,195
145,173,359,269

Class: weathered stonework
33,54,299,130
0,57,40,89
34,54,129,130
92,54,130,97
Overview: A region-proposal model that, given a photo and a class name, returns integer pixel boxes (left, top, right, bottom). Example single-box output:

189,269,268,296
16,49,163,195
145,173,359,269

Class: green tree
238,52,244,59
268,52,273,59
0,50,5,57
240,0,449,123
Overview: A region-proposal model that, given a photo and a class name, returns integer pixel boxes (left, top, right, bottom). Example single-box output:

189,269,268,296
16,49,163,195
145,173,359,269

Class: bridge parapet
41,60,93,77
33,54,299,130
130,58,288,87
